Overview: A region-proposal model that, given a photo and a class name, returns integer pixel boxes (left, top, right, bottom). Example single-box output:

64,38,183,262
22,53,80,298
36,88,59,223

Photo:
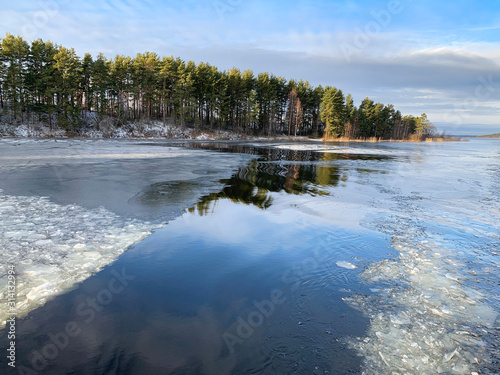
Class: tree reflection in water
189,151,350,216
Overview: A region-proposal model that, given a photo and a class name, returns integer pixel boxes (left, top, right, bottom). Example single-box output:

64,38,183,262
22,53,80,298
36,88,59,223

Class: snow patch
0,120,249,140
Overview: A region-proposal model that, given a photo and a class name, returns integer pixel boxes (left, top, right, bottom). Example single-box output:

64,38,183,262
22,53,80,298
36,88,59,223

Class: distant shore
476,133,500,139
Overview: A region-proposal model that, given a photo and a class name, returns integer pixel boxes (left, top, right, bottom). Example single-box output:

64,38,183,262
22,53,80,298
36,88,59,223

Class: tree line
0,33,434,139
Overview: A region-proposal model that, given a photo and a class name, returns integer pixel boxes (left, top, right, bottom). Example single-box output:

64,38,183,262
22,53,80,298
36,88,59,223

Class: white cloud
2,1,499,133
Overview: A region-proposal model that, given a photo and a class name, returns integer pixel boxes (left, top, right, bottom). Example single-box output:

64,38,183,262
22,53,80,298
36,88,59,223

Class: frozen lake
0,138,499,374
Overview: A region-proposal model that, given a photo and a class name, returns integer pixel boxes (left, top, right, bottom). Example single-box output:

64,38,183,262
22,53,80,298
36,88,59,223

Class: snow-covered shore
0,121,314,141
0,121,241,140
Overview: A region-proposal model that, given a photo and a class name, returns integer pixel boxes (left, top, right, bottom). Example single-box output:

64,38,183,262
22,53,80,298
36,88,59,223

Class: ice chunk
336,261,358,269
26,282,58,301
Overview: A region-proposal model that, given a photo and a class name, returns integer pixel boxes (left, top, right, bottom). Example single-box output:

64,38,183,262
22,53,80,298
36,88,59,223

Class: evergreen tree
415,113,435,138
110,55,132,121
1,34,30,121
53,47,81,130
320,87,345,138
358,97,375,137
92,53,111,117
241,69,256,133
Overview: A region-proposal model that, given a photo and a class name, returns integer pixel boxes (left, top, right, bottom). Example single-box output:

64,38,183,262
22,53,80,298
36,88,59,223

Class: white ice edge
0,190,163,329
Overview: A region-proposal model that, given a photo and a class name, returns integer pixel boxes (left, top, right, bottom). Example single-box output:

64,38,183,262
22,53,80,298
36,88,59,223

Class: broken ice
0,191,162,328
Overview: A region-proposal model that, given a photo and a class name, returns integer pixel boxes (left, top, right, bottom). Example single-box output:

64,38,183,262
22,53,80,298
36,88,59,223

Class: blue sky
1,0,499,134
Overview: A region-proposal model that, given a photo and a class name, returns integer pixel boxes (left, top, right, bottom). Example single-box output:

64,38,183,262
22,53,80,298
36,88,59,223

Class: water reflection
1,196,380,375
126,142,393,215
189,155,347,214
182,142,394,162
170,145,365,215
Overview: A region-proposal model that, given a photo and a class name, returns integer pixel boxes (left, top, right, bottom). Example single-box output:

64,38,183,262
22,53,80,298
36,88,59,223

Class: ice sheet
0,138,195,168
265,142,403,155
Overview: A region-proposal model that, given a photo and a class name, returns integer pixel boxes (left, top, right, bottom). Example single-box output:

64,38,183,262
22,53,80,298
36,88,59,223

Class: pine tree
53,46,81,130
1,34,29,121
92,53,111,117
241,69,255,133
358,97,375,138
80,53,93,114
343,93,357,138
110,55,132,121
415,113,435,138
256,72,272,135
320,87,345,138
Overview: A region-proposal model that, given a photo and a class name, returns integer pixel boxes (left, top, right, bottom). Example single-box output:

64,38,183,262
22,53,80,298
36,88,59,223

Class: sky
1,0,499,135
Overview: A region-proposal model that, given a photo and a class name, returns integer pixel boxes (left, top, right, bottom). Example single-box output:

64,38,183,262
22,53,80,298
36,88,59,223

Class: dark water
1,139,499,374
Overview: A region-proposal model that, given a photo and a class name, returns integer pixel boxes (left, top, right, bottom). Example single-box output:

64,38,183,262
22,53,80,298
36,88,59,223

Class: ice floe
345,223,498,374
0,190,162,328
336,261,358,269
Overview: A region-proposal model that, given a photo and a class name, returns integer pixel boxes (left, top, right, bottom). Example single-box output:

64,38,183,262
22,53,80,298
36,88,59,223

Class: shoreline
0,123,464,143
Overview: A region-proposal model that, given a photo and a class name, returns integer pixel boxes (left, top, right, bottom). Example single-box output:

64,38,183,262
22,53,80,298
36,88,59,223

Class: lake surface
0,138,498,374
